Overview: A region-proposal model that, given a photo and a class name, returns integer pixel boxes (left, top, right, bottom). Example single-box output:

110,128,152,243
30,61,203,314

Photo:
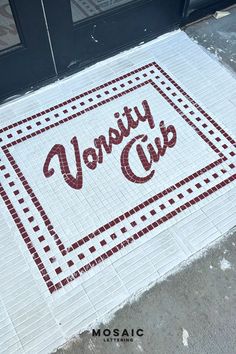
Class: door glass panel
0,0,20,51
71,0,135,22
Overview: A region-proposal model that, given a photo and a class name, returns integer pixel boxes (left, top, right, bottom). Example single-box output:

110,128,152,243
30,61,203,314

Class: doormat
0,31,235,353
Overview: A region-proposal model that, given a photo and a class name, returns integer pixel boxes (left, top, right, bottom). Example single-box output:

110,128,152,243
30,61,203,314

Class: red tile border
0,62,235,293
50,173,235,292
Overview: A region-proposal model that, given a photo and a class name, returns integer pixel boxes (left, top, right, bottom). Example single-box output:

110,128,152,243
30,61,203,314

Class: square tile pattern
0,31,235,353
1,61,235,293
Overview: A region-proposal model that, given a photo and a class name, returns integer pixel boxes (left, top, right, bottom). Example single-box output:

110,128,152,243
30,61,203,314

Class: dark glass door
1,0,234,102
0,0,56,101
44,0,186,76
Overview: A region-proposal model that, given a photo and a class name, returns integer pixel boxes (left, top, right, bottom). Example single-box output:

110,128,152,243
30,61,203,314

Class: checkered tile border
0,62,235,293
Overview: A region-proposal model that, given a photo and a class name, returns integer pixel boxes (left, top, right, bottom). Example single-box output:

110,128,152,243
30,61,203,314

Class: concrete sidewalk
55,7,236,354
185,5,236,73
55,228,236,354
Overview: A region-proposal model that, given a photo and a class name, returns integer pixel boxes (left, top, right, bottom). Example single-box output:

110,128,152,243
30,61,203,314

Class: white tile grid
0,297,24,354
151,34,236,136
0,71,153,146
0,78,233,289
0,31,235,353
0,208,65,354
1,61,235,287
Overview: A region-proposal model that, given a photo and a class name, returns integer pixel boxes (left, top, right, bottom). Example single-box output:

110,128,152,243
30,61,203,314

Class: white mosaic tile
0,31,235,353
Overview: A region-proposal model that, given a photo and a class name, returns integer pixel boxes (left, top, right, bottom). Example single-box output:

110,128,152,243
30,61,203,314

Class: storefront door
0,0,235,102
43,0,186,76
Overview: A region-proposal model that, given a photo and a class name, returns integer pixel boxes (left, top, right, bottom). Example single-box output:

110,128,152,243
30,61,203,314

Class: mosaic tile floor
0,31,235,353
